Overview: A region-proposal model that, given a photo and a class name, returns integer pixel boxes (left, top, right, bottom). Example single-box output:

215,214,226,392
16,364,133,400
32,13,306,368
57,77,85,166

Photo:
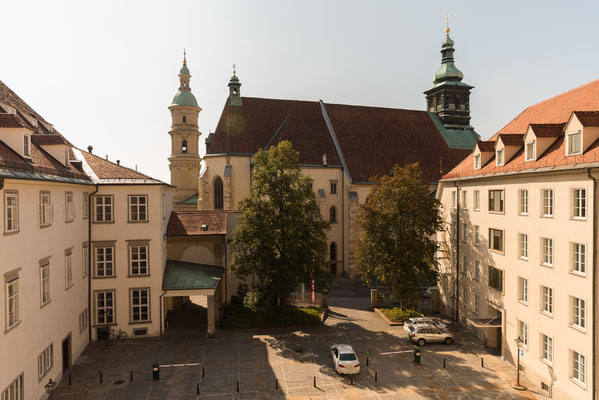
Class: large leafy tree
231,141,331,312
354,163,442,308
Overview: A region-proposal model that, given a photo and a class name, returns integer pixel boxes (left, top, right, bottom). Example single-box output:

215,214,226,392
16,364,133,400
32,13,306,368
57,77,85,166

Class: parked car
408,325,454,346
330,344,360,375
403,317,448,332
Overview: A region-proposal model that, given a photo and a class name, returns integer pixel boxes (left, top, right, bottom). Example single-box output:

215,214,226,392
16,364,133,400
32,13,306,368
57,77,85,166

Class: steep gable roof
167,210,229,236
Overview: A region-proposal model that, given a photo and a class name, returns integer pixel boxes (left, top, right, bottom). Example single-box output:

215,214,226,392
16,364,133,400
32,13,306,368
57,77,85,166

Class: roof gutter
586,167,597,400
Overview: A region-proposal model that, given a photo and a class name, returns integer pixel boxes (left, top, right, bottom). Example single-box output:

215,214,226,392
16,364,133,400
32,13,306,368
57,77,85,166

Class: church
167,29,479,280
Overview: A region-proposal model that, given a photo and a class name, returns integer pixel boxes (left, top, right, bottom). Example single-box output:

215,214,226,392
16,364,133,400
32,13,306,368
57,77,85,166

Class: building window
94,195,113,222
214,177,223,209
474,225,480,245
519,233,528,259
462,255,467,275
131,288,150,322
461,191,467,209
96,290,115,325
541,237,553,266
182,115,187,123
488,190,504,213
474,190,480,211
65,191,74,222
95,246,114,277
83,242,89,277
181,139,188,154
489,228,504,252
473,154,480,169
329,206,337,223
83,192,89,219
162,193,166,220
5,275,19,330
40,191,52,226
572,351,586,385
572,188,586,219
568,131,582,155
525,141,535,161
4,191,18,233
461,222,467,241
518,320,528,348
519,189,528,215
474,260,480,281
38,343,54,379
129,195,148,222
518,277,528,303
488,266,503,292
541,285,553,315
40,261,50,306
541,334,553,364
130,244,149,275
2,374,23,400
330,181,338,194
571,242,586,275
65,249,73,289
571,296,586,329
79,308,88,333
474,295,480,315
451,191,457,208
542,189,554,217
23,135,29,156
496,149,504,166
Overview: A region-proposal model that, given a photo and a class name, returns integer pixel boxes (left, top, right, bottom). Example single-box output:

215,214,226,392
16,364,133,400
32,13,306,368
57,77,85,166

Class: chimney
87,145,93,153
322,153,327,167
116,160,120,165
105,155,108,161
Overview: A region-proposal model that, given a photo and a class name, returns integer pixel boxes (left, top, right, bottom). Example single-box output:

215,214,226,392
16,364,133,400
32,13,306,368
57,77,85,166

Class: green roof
176,192,198,205
428,112,479,149
163,260,224,290
172,90,199,107
180,64,190,75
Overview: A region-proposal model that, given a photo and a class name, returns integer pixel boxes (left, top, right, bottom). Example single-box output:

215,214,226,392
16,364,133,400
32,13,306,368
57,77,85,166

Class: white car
408,325,454,346
403,317,448,333
330,344,360,375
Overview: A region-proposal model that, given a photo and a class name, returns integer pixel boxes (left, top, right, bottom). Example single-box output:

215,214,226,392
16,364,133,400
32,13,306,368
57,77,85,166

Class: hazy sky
2,1,598,182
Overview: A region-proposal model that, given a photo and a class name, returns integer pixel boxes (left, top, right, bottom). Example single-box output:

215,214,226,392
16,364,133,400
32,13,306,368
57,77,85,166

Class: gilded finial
445,12,450,34
232,63,236,75
183,49,187,65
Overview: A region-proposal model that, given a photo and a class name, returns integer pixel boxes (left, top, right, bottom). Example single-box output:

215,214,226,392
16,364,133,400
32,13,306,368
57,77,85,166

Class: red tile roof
498,134,524,145
167,210,229,236
32,134,68,145
79,150,156,180
476,141,495,152
529,123,564,137
0,114,24,128
574,111,599,127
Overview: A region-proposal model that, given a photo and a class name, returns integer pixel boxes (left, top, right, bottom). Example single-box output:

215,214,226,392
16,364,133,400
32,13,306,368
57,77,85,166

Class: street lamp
44,378,57,394
512,337,526,390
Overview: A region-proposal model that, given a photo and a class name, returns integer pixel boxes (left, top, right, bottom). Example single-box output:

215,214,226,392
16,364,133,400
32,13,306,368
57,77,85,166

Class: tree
354,163,442,308
231,141,331,312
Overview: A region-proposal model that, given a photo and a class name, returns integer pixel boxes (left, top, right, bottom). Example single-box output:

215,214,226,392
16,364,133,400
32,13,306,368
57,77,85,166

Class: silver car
404,317,448,333
408,324,454,346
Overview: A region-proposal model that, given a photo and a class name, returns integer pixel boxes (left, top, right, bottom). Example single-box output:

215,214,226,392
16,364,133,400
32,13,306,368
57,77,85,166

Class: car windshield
339,353,357,361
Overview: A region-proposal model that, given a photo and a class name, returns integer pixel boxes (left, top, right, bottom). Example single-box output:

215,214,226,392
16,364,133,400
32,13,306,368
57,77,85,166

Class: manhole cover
294,349,304,353
113,380,125,385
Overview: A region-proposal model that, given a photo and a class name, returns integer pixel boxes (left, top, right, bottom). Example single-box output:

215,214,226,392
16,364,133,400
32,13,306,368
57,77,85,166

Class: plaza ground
51,282,549,399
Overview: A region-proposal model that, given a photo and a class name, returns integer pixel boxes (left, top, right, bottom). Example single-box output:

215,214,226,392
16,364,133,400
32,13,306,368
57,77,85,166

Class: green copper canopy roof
433,34,464,84
180,64,190,75
163,260,224,290
172,90,199,107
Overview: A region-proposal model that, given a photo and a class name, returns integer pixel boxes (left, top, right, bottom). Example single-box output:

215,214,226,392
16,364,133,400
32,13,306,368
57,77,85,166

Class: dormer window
525,141,536,161
496,149,504,166
23,136,30,157
474,154,480,169
567,131,581,155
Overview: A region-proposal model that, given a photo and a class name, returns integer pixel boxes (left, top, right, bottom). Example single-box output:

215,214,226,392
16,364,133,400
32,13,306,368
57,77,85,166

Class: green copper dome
433,34,464,84
180,64,190,75
172,90,199,107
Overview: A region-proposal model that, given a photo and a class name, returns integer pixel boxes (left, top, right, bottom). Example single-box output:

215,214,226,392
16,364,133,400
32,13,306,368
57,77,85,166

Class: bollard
413,349,421,364
367,356,369,367
69,374,72,385
350,376,353,385
443,358,446,368
374,371,378,383
313,376,316,388
197,383,200,394
130,371,133,381
237,380,240,393
202,366,205,377
275,379,278,390
481,357,484,368
100,372,103,384
152,363,160,381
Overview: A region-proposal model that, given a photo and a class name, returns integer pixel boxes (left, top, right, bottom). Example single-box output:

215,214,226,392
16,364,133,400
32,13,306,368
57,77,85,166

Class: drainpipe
453,181,460,323
0,177,4,191
159,290,167,336
587,168,597,400
88,184,99,343
341,168,345,276
224,235,228,306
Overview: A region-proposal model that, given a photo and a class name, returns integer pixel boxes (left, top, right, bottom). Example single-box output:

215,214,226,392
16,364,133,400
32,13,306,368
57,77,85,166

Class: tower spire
183,48,187,65
228,63,242,106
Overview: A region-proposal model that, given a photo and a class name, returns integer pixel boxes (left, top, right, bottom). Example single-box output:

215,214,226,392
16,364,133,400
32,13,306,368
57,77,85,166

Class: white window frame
65,191,74,222
96,290,115,325
474,260,480,281
40,262,50,306
572,188,586,219
541,285,553,315
65,250,73,289
519,233,528,260
2,373,24,400
461,191,467,209
474,190,480,211
571,296,586,330
567,131,582,155
518,277,528,304
38,343,54,379
451,191,457,208
130,288,150,322
541,237,553,266
23,135,30,156
40,191,52,227
571,350,586,386
474,154,481,169
129,244,149,276
5,276,19,330
95,246,114,277
4,191,19,233
94,195,113,222
517,319,528,348
83,242,89,277
519,189,528,215
541,334,553,364
474,225,480,245
571,242,586,275
496,148,504,166
79,308,88,333
129,195,148,222
525,140,536,161
542,189,554,217
83,192,89,219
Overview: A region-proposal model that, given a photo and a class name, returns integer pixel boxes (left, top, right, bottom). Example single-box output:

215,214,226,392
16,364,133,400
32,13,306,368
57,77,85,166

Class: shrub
380,307,422,323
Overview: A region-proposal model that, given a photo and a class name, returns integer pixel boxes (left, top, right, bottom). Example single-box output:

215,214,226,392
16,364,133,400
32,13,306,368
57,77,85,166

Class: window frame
94,195,114,223
488,265,504,293
495,148,504,166
525,140,536,161
541,285,554,316
541,237,554,267
82,242,89,277
474,260,480,281
5,273,20,331
82,192,89,219
213,176,224,210
541,334,553,364
40,191,52,227
571,350,586,386
4,191,19,234
488,228,504,253
461,191,467,209
473,190,480,211
517,319,528,349
474,225,480,246
488,189,504,213
571,188,587,220
330,180,338,195
65,191,74,222
128,194,148,222
473,154,481,170
567,131,582,156
128,242,149,276
130,287,151,323
518,277,528,304
79,307,88,333
38,343,54,380
571,296,586,331
2,373,24,400
518,189,528,215
65,248,73,290
541,189,554,217
518,233,528,260
95,289,116,325
23,135,30,156
94,244,115,278
571,242,586,276
40,261,50,307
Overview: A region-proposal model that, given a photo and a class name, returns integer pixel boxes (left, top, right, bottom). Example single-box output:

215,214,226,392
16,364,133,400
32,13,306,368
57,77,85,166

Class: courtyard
51,284,547,399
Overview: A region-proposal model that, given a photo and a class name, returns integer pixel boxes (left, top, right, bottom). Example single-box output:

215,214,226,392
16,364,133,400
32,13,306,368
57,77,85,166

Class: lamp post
44,378,57,396
512,337,526,390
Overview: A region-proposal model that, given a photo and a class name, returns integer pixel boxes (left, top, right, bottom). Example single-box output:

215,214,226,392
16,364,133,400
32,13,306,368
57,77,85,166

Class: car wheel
417,338,426,346
444,337,453,345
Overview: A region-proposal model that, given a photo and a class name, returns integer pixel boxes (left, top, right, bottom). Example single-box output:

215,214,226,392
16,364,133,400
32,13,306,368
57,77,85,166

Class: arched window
181,139,188,154
214,177,223,209
182,116,187,123
329,242,337,274
329,206,337,223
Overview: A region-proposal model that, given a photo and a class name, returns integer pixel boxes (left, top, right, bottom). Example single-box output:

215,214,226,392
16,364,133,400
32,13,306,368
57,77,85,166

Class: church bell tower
168,51,201,209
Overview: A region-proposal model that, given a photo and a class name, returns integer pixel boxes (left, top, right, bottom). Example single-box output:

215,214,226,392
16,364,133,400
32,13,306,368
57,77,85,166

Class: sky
1,0,599,182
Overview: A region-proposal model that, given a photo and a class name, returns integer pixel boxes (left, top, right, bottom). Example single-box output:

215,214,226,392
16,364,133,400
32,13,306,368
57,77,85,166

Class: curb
373,308,403,326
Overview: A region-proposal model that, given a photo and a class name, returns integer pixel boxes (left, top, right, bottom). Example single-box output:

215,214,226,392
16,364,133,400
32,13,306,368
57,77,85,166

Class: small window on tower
182,116,187,123
182,140,188,154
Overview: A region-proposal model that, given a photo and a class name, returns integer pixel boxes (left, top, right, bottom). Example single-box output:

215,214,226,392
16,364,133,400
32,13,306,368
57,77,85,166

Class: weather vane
445,12,450,34
232,63,236,75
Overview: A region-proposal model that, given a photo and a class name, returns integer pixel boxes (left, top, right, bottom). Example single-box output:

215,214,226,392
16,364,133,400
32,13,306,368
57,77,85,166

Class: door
62,334,71,371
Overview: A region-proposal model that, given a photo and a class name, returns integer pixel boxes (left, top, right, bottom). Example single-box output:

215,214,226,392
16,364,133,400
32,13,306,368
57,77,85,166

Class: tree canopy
354,163,441,308
231,141,331,312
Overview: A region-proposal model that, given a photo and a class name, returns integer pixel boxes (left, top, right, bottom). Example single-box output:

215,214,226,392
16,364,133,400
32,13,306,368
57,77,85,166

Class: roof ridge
77,148,154,180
